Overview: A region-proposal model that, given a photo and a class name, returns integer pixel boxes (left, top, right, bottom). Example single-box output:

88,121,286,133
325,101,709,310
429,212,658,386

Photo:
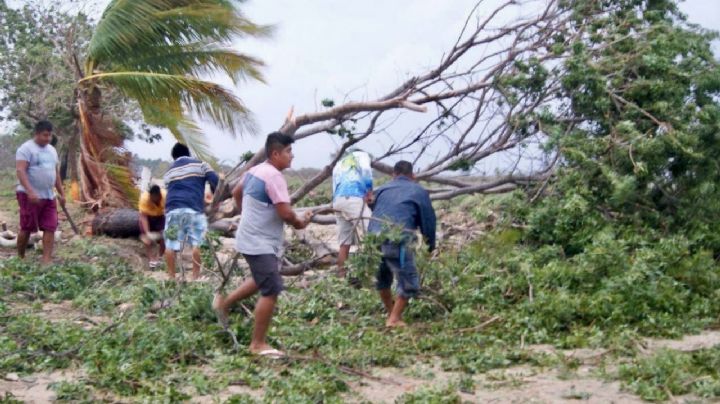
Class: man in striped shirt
163,143,219,280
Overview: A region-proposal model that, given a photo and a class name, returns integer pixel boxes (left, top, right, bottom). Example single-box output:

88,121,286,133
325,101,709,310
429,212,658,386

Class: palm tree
75,0,269,210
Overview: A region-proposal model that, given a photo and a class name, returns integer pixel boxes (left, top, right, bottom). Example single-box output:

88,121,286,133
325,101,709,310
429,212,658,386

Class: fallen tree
210,0,579,218
92,0,634,274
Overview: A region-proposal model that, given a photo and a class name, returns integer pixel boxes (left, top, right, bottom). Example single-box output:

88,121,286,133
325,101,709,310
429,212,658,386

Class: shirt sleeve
266,173,291,204
359,152,373,192
16,143,31,162
202,162,220,193
363,170,373,192
417,190,437,252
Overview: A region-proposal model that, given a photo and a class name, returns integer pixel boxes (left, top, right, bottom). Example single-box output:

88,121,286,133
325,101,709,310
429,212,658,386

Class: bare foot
212,294,229,328
385,320,407,328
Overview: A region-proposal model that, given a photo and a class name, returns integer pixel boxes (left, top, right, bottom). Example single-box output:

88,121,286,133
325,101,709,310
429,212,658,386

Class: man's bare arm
275,203,311,230
232,183,244,214
55,166,66,205
16,160,38,202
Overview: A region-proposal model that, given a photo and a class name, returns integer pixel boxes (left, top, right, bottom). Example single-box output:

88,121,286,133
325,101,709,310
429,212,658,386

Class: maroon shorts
141,215,166,233
17,192,58,232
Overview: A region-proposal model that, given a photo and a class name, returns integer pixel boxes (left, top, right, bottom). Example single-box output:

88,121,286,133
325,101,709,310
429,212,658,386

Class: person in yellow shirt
139,185,166,268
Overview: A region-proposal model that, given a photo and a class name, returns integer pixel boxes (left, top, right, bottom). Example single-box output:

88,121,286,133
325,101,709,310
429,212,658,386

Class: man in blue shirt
368,160,436,327
332,150,373,277
163,143,219,280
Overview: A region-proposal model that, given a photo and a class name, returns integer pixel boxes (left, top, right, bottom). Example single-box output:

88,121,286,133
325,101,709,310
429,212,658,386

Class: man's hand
28,191,40,205
294,210,314,230
364,191,374,205
302,210,314,227
57,194,66,207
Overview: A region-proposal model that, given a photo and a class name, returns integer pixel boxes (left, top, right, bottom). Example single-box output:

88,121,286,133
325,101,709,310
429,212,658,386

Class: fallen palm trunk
207,216,240,237
92,208,141,238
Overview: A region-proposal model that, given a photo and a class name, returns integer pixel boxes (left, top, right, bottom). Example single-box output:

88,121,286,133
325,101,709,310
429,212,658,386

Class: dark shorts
376,243,420,298
17,192,58,232
141,215,166,233
244,254,283,297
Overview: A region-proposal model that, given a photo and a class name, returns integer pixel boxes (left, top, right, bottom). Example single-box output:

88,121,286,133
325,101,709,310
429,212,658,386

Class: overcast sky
21,0,720,168
132,0,720,168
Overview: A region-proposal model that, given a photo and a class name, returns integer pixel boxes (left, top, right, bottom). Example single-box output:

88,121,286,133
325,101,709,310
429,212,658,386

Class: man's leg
144,239,155,261
217,278,259,312
17,230,30,259
16,193,33,260
191,247,202,280
376,258,394,314
158,239,166,258
385,253,418,328
379,289,394,313
213,277,259,328
165,249,177,279
387,296,409,327
337,244,351,277
39,200,58,265
189,212,207,280
41,230,54,265
238,254,284,354
249,294,278,353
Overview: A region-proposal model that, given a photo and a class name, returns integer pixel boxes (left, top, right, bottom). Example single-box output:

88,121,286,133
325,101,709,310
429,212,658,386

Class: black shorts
141,215,166,233
244,254,283,296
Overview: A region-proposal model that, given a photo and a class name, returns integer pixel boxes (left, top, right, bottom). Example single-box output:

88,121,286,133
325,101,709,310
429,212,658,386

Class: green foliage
286,172,332,207
0,253,134,302
396,384,462,403
0,1,88,130
264,363,348,403
0,392,22,404
51,381,91,402
83,0,272,162
0,314,85,373
618,347,720,400
81,297,219,395
446,159,473,172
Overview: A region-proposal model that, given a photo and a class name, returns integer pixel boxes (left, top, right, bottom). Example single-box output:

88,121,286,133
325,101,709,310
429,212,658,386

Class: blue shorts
163,208,208,251
376,243,420,298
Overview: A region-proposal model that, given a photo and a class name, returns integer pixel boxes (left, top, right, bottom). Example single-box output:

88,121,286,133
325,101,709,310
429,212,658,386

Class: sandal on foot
255,348,285,359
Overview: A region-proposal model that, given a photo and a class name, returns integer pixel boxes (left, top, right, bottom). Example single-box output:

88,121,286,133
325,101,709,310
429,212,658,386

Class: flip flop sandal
256,348,285,359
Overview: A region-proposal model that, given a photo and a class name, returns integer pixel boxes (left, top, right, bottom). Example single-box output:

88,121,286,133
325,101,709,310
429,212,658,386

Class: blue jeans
375,242,420,298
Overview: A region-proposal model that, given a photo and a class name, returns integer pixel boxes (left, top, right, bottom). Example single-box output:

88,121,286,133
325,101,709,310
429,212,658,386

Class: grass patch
618,347,720,401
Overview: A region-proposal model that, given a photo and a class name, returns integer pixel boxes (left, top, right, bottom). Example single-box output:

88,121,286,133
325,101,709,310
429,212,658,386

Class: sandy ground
0,369,83,403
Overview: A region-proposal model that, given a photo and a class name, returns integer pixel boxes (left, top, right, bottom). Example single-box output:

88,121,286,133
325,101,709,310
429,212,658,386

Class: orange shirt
138,190,166,217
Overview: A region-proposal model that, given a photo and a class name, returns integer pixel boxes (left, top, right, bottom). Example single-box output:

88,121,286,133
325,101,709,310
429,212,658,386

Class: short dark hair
149,185,162,195
34,120,53,133
265,132,294,158
393,160,414,176
171,143,191,159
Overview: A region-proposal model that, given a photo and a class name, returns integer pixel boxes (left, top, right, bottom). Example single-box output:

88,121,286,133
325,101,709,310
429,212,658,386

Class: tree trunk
92,208,140,238
77,88,137,211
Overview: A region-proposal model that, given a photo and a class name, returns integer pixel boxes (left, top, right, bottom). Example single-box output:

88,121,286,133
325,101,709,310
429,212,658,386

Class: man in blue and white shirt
331,150,373,277
163,143,219,280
